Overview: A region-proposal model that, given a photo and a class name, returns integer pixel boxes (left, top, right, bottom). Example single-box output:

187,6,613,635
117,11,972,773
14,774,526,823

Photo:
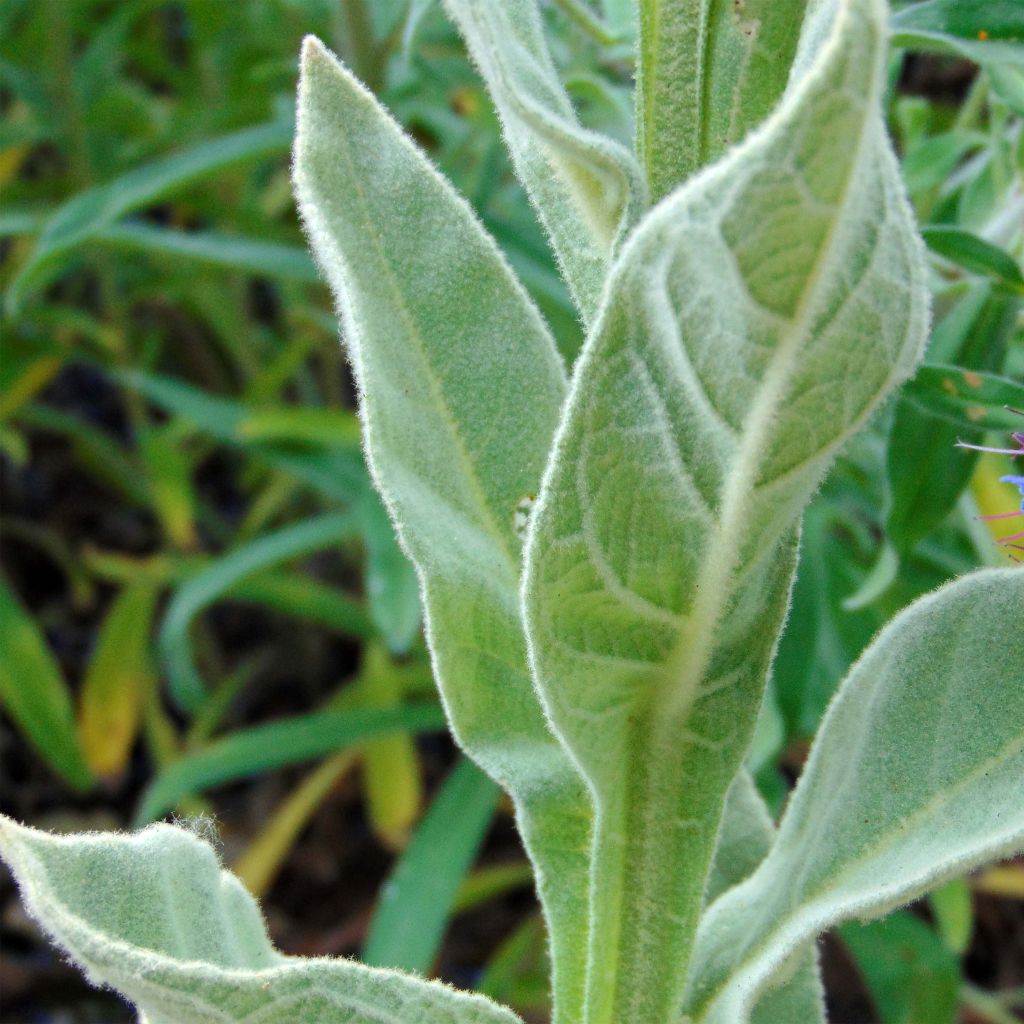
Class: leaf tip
300,34,329,68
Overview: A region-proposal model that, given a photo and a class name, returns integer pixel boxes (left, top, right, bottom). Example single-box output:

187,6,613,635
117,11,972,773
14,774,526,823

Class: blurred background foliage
0,0,1022,1021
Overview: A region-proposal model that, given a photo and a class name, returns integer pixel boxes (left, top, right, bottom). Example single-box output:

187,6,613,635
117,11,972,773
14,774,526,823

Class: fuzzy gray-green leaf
711,773,827,1024
685,569,1024,1024
293,39,591,1023
637,0,810,200
444,0,645,323
0,818,522,1024
523,1,928,1021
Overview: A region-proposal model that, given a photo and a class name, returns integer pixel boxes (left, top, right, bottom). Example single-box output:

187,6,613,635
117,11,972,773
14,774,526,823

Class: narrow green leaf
18,403,150,507
886,287,1018,554
364,758,500,973
921,226,1024,290
929,878,974,955
524,1,928,1020
0,578,93,792
360,642,425,850
454,863,535,914
892,0,1024,66
443,0,645,321
686,569,1024,1024
7,119,293,311
138,424,199,551
117,369,368,499
294,39,593,1023
636,0,809,200
0,817,523,1024
236,406,362,447
228,571,373,639
840,912,960,1024
93,221,321,282
135,703,446,824
0,204,50,238
78,581,158,781
159,513,359,711
359,496,422,656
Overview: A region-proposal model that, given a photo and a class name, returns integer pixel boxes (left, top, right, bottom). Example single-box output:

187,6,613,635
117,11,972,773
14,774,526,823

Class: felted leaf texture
685,568,1024,1024
0,818,523,1024
443,0,645,323
293,38,592,1022
522,0,929,1020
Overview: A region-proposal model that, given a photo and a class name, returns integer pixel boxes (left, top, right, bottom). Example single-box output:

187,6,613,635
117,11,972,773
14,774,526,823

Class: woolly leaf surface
0,818,522,1024
710,773,826,1024
523,0,928,1020
293,39,591,1023
637,0,810,199
444,0,645,322
686,569,1024,1024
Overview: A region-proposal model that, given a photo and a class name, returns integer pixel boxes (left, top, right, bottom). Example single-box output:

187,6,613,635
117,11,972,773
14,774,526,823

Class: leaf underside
524,0,928,1020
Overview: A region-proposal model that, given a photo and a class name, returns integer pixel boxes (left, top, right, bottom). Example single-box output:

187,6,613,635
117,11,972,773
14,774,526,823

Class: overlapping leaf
636,0,809,200
709,774,826,1024
523,0,929,1020
685,569,1024,1024
444,0,644,322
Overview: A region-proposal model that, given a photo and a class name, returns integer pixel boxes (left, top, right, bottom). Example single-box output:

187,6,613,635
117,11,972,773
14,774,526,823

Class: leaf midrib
321,89,539,576
590,8,882,1018
654,0,876,735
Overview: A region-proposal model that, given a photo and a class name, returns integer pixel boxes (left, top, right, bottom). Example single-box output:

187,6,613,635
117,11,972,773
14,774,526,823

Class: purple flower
958,408,1024,560
1003,475,1024,514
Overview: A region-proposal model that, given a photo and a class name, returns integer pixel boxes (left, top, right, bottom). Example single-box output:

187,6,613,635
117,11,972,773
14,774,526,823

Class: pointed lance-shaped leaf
443,0,645,324
293,39,592,1023
685,568,1024,1024
522,0,929,1020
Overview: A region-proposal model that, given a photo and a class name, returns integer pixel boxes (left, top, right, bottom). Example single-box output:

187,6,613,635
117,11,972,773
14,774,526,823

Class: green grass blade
0,578,93,791
93,222,321,282
358,495,421,656
116,369,368,499
159,512,359,711
360,642,424,849
363,757,500,973
135,703,446,824
8,119,293,311
228,571,372,638
78,581,158,781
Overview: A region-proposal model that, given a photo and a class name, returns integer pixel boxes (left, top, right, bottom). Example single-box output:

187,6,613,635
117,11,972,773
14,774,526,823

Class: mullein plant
2,1,1023,1023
